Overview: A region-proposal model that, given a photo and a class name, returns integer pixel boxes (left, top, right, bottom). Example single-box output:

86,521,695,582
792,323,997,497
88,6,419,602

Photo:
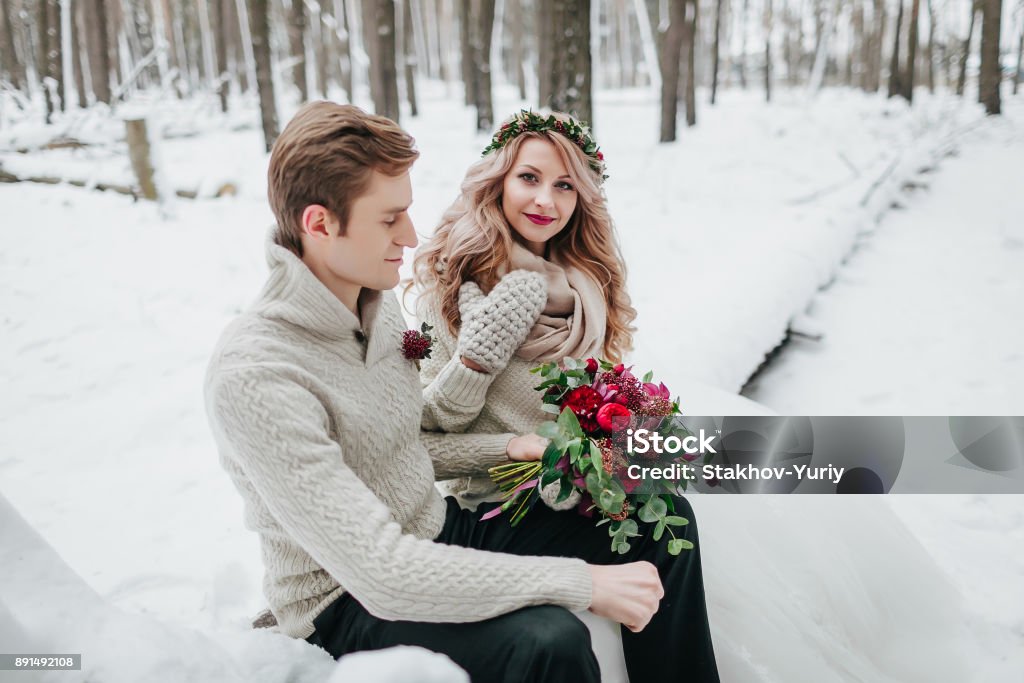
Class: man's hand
588,562,664,632
506,434,549,462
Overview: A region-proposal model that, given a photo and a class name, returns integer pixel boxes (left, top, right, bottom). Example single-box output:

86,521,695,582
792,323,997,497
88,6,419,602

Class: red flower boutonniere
401,322,434,361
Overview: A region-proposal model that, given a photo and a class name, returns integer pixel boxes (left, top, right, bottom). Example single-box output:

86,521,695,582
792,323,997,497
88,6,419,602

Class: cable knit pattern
419,289,577,506
204,231,592,640
456,271,547,374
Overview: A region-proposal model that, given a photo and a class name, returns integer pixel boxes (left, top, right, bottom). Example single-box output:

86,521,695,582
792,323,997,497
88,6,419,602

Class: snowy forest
2,1,1024,682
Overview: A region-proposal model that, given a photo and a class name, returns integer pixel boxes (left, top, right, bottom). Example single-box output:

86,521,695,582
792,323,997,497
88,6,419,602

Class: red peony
596,402,631,432
561,386,603,432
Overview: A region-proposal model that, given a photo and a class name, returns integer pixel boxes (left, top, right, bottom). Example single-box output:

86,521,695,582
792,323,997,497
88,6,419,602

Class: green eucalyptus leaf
638,503,660,524
667,539,684,555
664,515,689,526
648,497,668,517
653,520,666,541
642,370,654,383
541,403,562,415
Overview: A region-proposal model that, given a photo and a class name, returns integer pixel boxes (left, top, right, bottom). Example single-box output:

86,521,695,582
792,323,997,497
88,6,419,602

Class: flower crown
481,110,608,182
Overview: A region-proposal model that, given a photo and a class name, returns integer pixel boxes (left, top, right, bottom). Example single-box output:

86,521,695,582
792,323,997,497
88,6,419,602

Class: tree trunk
248,0,278,150
887,0,903,98
537,0,553,105
458,0,473,104
334,0,353,101
900,0,918,102
542,0,593,126
925,0,935,93
311,3,327,97
125,118,159,200
683,0,696,125
402,0,418,115
1014,21,1023,95
212,0,229,110
659,0,684,141
1,0,25,92
710,0,722,103
764,0,772,101
71,0,88,107
471,0,494,130
364,0,398,120
509,0,526,99
84,0,112,103
977,0,1001,114
956,1,977,97
738,0,748,87
288,0,308,101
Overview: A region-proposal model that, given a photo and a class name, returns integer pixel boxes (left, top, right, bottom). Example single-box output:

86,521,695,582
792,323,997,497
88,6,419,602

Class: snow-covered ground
2,84,1023,681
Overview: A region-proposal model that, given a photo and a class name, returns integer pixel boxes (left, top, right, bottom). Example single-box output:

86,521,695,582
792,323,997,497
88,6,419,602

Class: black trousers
306,495,720,682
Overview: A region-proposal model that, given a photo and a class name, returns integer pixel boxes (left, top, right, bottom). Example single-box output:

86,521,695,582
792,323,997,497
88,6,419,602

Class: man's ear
301,204,336,238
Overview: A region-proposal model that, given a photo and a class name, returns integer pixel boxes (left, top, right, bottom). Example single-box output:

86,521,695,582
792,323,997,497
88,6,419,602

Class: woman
413,110,636,508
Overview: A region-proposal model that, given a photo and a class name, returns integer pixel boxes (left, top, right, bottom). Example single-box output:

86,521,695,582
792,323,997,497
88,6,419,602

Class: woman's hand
456,270,547,374
506,433,549,462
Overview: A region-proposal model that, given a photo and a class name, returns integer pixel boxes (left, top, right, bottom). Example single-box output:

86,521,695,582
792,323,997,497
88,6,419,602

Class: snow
1,82,1023,681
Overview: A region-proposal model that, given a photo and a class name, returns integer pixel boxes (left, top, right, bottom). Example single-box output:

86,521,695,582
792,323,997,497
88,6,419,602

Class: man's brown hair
267,102,419,256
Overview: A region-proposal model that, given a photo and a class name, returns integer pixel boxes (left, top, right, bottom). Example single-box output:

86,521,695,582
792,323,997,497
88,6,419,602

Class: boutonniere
401,322,434,361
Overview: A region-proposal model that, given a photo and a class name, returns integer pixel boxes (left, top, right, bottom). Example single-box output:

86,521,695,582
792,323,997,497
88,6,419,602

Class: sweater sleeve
207,364,593,623
418,296,495,433
420,430,515,479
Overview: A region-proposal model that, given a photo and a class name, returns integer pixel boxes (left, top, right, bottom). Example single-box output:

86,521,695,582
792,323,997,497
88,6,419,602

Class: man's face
313,170,417,293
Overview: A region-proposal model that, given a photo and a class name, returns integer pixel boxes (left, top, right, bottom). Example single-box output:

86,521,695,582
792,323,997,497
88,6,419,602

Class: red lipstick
525,213,555,226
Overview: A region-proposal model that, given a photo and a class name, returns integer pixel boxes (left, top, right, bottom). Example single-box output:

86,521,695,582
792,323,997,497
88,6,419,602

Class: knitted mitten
457,270,547,374
539,479,582,511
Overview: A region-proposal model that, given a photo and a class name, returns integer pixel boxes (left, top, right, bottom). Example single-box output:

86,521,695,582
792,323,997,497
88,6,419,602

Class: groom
205,101,718,682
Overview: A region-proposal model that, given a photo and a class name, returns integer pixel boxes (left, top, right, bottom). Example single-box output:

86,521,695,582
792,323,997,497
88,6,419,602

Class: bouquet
484,358,706,556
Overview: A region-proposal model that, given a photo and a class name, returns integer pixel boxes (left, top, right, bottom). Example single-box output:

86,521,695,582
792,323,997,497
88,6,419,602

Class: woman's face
501,137,578,256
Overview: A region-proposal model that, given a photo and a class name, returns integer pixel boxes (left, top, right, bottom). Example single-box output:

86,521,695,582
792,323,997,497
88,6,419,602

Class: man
205,102,718,682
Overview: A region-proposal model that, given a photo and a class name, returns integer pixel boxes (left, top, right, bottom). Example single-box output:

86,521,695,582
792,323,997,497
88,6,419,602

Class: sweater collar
254,227,384,345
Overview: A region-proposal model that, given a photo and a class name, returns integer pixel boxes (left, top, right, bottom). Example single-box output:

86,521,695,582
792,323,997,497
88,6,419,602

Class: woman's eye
519,173,537,183
556,182,575,191
384,217,396,225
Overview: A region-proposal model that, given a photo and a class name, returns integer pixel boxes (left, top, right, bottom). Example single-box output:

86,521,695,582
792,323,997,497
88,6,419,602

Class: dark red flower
612,363,625,374
596,151,604,161
584,358,599,374
596,402,631,432
401,323,434,361
561,386,602,432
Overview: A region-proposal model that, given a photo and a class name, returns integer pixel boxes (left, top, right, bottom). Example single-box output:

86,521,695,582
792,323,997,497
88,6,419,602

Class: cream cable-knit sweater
204,232,593,639
419,293,553,493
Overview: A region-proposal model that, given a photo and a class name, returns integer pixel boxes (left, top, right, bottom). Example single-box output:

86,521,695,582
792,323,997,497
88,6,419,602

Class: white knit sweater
204,232,592,639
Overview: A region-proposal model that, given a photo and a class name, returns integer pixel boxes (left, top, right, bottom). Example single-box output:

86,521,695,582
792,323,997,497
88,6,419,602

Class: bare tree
956,1,978,96
470,0,494,130
1,0,25,92
888,0,904,98
84,0,113,103
1015,12,1023,95
925,0,936,93
508,0,526,99
248,0,278,150
459,0,473,104
709,0,723,103
541,0,593,125
901,0,919,102
659,0,685,141
764,0,772,101
682,0,696,125
364,0,399,120
401,0,418,115
978,0,1001,114
71,1,88,107
288,0,308,101
212,0,230,110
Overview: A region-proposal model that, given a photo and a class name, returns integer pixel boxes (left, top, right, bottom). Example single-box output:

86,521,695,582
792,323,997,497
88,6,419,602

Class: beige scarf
504,242,606,362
